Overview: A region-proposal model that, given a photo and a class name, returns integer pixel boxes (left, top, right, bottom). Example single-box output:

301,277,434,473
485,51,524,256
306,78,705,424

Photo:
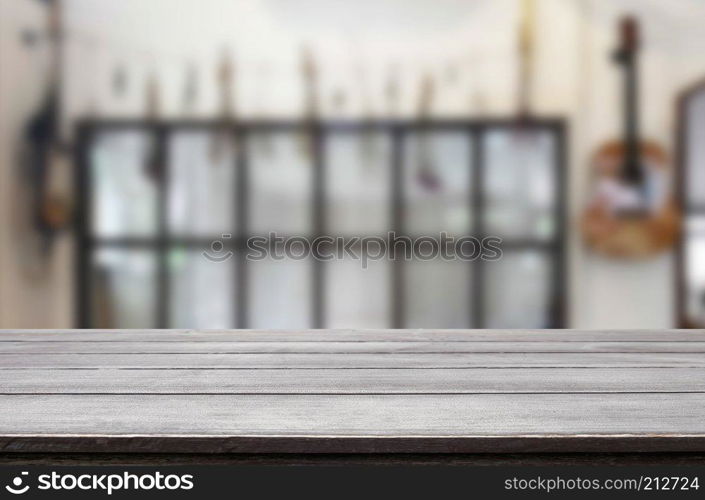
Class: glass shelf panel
91,130,156,237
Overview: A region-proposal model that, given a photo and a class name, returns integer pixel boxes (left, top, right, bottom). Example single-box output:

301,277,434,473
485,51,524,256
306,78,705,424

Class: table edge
2,435,705,454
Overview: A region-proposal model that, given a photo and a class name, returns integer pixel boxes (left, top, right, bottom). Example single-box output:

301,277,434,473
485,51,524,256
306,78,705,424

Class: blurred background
0,0,703,330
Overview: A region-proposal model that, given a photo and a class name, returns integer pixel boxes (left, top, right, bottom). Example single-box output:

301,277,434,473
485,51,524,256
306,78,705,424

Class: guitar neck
617,17,643,184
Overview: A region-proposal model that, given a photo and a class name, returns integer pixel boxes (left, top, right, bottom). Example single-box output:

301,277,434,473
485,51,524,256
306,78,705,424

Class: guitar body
582,140,680,258
581,17,680,259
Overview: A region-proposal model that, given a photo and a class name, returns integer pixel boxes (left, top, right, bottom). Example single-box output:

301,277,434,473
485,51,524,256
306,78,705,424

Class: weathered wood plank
1,367,704,394
3,341,705,354
1,352,703,368
0,394,703,437
2,330,704,342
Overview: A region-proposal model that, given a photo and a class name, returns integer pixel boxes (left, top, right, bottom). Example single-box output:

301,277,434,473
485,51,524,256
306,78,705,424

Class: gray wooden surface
1,329,704,454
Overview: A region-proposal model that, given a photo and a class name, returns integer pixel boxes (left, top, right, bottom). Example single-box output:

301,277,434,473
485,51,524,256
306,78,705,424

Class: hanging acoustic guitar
581,17,680,258
15,0,72,280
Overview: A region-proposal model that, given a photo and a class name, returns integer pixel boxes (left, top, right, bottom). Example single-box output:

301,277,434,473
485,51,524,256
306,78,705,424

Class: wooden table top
1,329,704,454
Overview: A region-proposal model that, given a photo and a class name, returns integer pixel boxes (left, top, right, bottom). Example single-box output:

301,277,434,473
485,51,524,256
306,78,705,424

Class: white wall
1,0,704,328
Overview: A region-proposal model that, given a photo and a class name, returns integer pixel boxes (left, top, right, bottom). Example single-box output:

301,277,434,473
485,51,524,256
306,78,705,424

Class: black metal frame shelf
75,118,567,329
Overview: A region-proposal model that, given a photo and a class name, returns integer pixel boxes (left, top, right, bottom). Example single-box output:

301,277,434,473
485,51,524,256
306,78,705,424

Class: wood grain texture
1,368,704,394
1,352,704,368
1,394,704,435
0,329,704,454
3,341,705,353
2,329,705,342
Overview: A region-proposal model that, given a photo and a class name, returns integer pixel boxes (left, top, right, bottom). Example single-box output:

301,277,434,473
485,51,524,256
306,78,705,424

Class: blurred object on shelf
357,63,380,169
385,63,400,119
415,74,441,192
581,16,680,258
254,63,273,156
144,72,161,120
299,46,318,159
181,63,198,116
210,48,236,163
217,48,235,119
143,73,164,182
